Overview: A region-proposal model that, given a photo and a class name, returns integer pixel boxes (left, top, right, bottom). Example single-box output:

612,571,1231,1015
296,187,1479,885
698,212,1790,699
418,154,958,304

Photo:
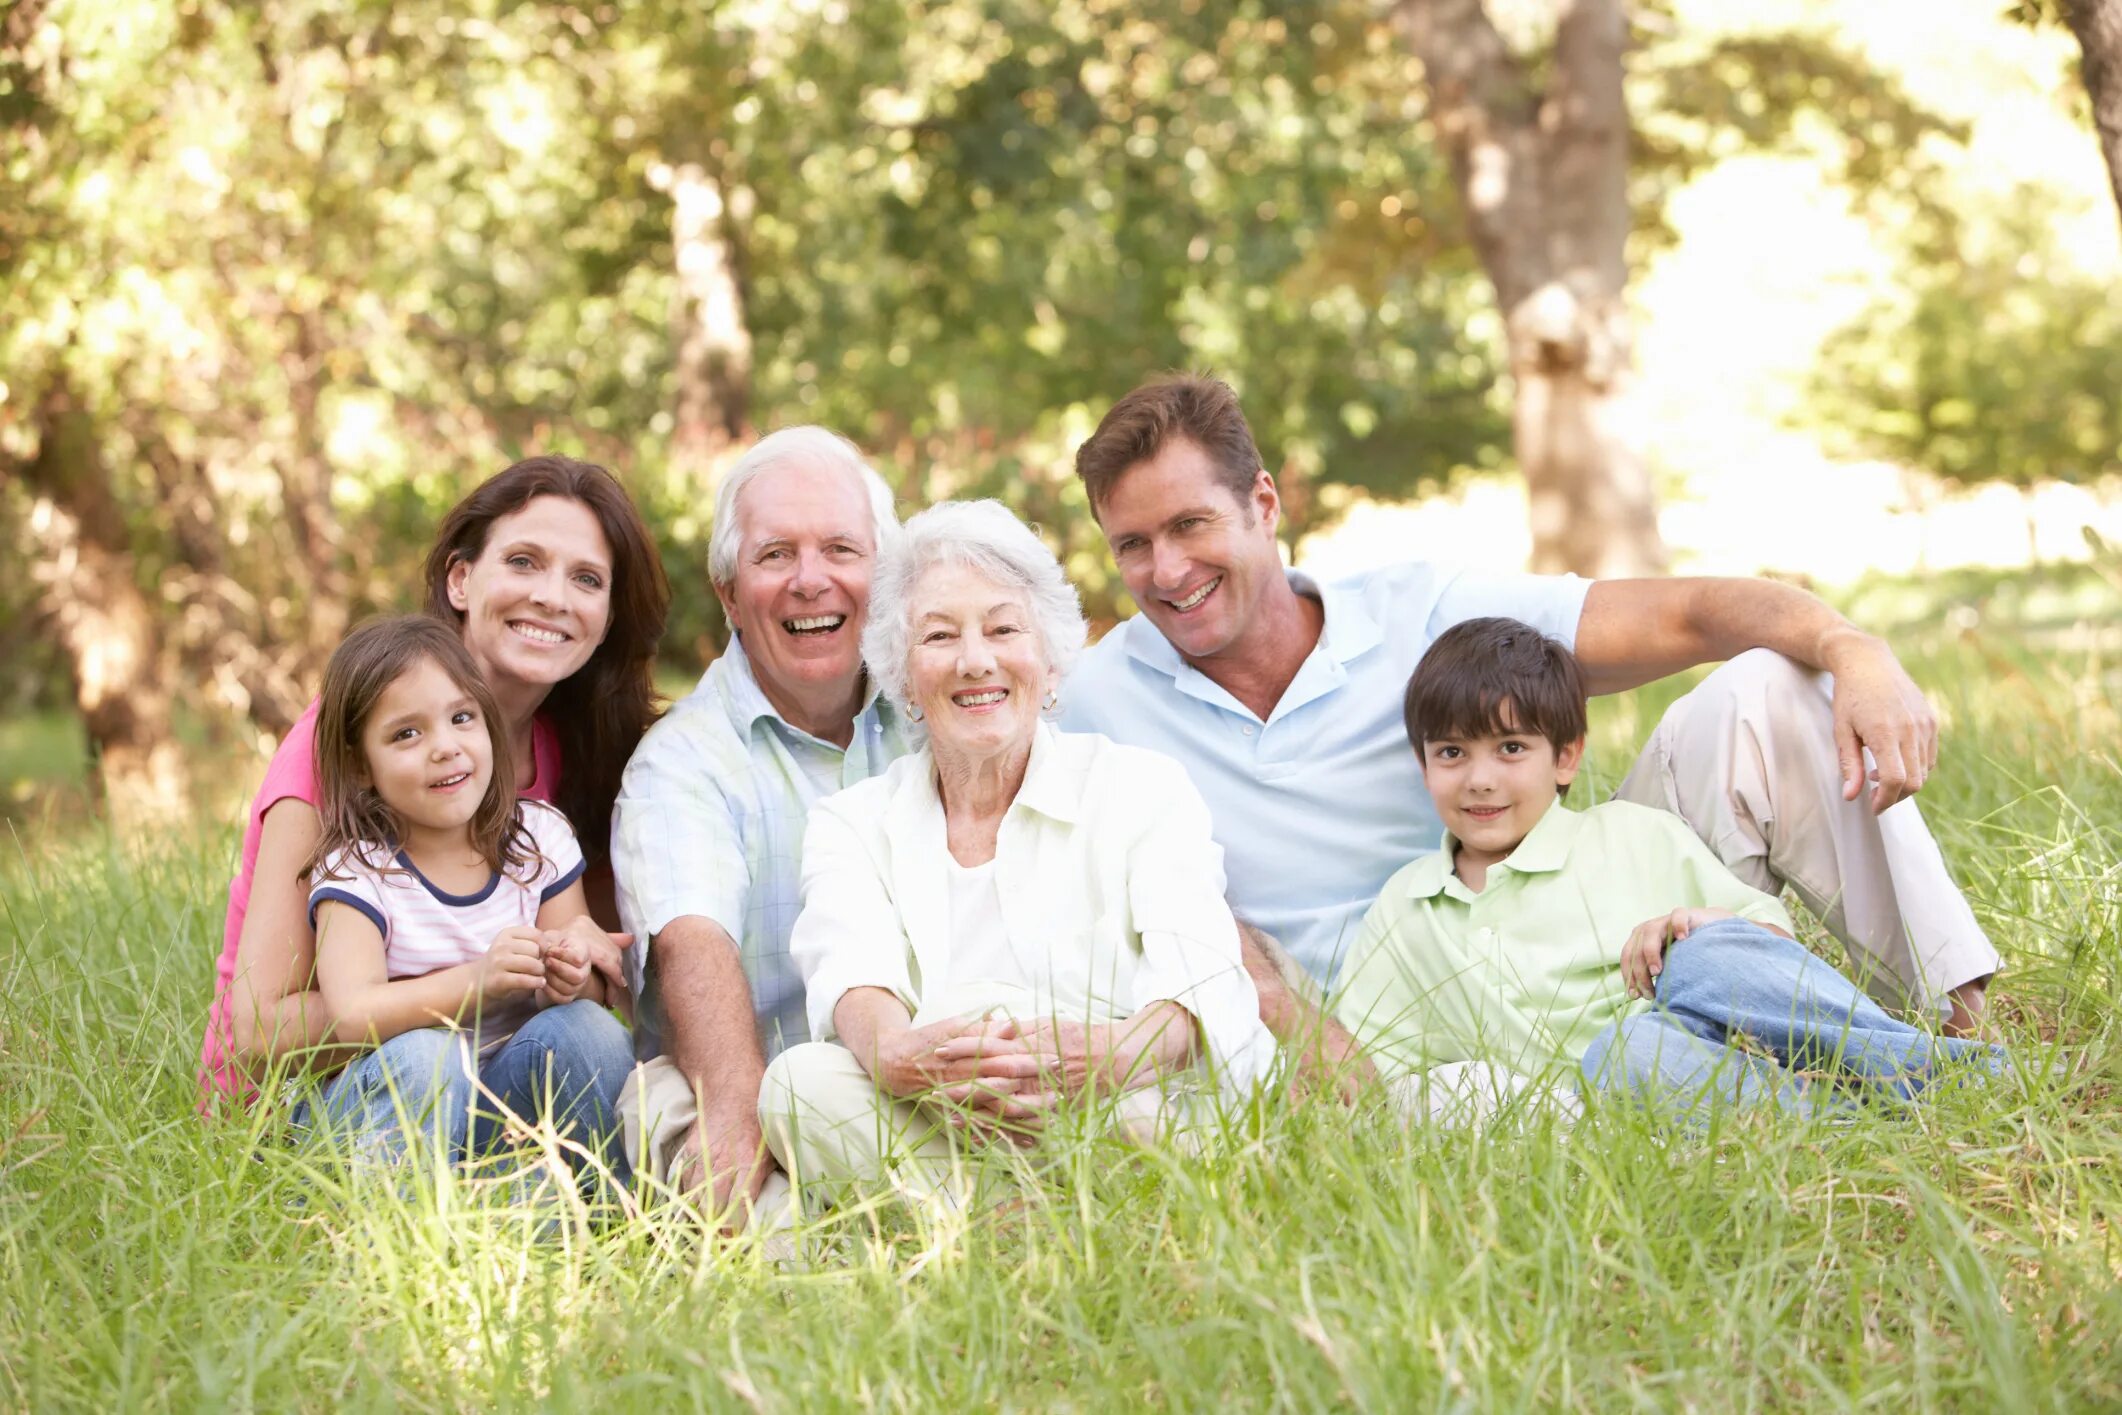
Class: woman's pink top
197,698,562,1106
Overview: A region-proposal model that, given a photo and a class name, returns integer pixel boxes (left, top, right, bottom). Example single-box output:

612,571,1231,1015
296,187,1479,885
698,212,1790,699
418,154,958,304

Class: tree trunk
20,384,190,833
1395,0,1667,576
1508,287,1664,576
654,159,754,479
2063,0,2122,235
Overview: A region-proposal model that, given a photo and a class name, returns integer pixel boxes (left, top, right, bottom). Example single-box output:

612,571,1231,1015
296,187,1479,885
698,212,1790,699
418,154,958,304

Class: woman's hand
475,926,548,1004
1619,907,1737,999
935,1004,1198,1103
870,1015,1043,1100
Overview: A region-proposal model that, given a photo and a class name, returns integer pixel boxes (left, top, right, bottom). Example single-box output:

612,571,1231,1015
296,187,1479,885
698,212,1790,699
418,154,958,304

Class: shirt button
1242,725,1256,736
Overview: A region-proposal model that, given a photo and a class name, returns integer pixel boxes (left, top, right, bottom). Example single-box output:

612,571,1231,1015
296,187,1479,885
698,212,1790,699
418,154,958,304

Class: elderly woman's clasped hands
893,1007,1200,1140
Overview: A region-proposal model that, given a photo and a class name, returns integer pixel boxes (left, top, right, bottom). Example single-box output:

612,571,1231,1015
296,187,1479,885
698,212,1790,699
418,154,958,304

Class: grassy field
3,571,2119,1411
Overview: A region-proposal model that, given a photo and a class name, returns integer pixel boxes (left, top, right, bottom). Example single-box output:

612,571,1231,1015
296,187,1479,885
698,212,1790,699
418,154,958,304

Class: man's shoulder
810,749,924,835
625,661,747,767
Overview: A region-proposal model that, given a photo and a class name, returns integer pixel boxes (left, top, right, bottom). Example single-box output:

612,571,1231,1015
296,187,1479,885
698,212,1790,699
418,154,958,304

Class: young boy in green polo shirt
1331,617,2005,1118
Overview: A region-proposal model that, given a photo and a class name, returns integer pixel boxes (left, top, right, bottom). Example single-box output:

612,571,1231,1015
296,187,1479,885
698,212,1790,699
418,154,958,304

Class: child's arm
1619,907,1793,999
533,879,633,1019
312,900,547,1045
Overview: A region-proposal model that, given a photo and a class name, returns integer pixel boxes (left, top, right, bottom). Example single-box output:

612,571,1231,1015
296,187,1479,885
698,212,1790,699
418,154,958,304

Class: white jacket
791,724,1274,1092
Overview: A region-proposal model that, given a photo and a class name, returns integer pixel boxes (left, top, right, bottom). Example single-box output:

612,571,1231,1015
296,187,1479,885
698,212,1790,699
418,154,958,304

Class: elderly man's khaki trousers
1613,649,2001,1015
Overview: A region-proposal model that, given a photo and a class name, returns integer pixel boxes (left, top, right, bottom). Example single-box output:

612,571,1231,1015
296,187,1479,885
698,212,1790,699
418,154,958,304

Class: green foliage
0,0,2006,735
1808,189,2122,491
4,624,2121,1408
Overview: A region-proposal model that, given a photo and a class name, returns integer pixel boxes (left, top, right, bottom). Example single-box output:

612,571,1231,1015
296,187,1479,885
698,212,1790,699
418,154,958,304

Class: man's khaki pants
619,1056,793,1231
1615,649,2000,1015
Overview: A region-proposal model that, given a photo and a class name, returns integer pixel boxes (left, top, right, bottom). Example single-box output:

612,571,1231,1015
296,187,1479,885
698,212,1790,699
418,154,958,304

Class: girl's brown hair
306,616,537,882
422,455,669,868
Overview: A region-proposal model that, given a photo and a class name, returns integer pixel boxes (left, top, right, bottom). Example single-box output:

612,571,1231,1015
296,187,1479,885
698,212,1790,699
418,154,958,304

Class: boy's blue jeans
299,999,634,1187
1581,919,2006,1116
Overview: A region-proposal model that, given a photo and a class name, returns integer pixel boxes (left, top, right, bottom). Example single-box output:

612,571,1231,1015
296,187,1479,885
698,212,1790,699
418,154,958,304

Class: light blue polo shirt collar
1117,570,1386,721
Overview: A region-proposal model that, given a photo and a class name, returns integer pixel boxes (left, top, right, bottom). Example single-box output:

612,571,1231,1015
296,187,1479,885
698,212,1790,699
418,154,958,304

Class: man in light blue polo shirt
1060,374,2001,1059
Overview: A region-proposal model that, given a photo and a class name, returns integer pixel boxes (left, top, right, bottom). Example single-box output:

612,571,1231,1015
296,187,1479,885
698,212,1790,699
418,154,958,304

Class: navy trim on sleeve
310,887,388,939
539,857,586,903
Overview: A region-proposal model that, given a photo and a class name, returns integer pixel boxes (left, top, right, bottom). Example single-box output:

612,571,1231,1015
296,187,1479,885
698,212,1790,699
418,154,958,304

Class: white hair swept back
862,499,1089,717
707,425,902,587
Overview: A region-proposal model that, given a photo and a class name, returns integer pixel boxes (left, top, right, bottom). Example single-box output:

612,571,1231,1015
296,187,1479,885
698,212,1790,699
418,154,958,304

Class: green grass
4,584,2120,1411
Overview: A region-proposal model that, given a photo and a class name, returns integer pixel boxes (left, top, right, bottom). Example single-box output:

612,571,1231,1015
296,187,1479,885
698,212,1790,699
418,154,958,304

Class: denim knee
1658,918,1798,1000
509,1001,634,1110
367,1027,475,1107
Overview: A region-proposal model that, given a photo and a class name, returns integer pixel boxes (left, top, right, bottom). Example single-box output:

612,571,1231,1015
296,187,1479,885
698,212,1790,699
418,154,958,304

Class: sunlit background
3,0,2118,828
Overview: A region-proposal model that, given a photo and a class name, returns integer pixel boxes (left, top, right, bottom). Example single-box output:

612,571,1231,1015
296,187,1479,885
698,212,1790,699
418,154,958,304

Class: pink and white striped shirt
308,801,585,1051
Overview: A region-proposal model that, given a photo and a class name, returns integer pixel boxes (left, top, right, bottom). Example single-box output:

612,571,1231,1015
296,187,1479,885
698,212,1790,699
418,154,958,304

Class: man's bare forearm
1577,577,1877,696
651,915,767,1115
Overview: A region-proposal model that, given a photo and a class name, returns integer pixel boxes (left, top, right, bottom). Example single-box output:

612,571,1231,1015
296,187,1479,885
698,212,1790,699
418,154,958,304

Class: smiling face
1418,704,1585,871
445,495,614,695
357,654,497,844
905,561,1055,770
1094,436,1285,666
715,458,879,733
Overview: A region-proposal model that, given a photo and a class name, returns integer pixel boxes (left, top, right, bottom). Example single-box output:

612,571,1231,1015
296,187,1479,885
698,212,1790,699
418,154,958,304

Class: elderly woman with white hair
759,500,1273,1208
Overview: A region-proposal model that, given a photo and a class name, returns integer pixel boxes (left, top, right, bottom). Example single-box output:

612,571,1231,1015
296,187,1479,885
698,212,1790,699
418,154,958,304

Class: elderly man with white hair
612,426,916,1222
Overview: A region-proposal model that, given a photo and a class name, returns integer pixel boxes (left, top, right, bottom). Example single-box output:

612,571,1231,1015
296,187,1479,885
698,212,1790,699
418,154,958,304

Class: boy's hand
475,927,548,1004
1620,907,1738,999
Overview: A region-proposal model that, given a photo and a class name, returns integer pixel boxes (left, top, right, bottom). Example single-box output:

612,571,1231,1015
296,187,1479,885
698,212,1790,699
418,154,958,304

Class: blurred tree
0,0,1968,821
2011,0,2122,232
1391,0,1959,576
1807,189,2122,556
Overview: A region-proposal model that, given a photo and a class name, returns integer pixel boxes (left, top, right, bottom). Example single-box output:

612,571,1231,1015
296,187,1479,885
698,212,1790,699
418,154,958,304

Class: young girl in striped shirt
302,615,633,1183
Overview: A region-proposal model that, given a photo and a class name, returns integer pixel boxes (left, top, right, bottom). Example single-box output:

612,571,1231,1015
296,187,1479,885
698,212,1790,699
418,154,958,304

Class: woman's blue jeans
1581,919,2006,1117
301,999,634,1188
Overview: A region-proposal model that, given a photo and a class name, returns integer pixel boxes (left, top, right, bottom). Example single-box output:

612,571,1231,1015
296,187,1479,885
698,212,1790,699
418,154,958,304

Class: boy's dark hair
1404,617,1588,794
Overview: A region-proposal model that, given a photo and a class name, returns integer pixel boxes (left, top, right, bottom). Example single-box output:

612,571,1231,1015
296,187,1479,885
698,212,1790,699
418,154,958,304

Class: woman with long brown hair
200,454,669,1109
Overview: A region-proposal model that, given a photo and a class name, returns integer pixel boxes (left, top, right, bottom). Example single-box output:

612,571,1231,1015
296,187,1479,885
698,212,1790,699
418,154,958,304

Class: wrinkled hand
874,1014,1046,1101
1824,632,1938,813
675,1105,774,1233
474,926,547,1004
1620,907,1736,1000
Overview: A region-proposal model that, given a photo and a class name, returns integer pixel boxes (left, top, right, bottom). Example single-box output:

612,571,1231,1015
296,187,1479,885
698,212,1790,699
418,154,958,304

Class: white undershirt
942,855,1034,1013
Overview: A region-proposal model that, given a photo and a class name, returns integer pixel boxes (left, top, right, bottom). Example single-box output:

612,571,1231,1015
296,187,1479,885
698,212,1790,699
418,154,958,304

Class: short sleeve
1427,567,1591,650
610,710,752,976
789,799,916,1043
308,847,390,945
519,801,586,902
255,700,325,821
1664,818,1795,934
